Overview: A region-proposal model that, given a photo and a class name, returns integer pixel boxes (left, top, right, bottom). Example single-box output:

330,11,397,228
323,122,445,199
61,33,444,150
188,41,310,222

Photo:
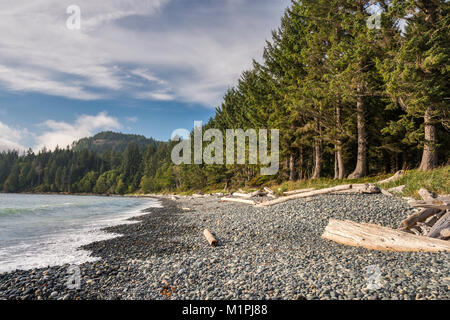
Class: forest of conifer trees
0,0,448,194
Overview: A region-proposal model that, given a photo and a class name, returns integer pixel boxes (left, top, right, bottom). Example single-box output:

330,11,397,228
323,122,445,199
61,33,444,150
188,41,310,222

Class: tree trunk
311,118,322,179
334,152,339,180
299,145,304,180
419,107,438,171
335,106,345,179
348,87,367,179
289,153,297,181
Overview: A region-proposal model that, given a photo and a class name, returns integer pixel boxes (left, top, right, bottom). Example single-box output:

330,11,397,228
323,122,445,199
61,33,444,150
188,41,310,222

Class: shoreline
1,194,448,300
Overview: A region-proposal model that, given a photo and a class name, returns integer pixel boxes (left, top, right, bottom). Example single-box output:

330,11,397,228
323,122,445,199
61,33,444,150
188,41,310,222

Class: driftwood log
283,188,316,196
400,208,441,229
378,170,404,184
380,188,394,197
220,197,255,205
388,185,406,193
336,184,380,194
427,212,450,239
232,192,252,199
203,229,218,246
322,219,450,252
418,188,435,201
409,197,450,211
264,187,275,195
256,185,352,207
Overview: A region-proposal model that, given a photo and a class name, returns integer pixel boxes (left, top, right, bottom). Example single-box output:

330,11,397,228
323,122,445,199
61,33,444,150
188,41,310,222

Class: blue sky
0,0,290,151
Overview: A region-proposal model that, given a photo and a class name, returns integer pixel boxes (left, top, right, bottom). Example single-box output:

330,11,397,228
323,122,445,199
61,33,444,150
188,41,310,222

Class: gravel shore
0,194,448,300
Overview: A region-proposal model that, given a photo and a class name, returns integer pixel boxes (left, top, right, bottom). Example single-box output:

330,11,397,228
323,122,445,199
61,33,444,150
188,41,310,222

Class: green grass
374,166,449,199
268,166,449,199
132,166,449,199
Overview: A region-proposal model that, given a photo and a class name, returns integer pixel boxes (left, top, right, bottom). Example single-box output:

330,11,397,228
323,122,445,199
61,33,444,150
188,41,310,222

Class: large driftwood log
203,229,218,246
283,188,316,196
336,184,380,194
400,208,441,229
418,188,434,201
256,185,352,207
378,170,404,184
427,212,450,239
220,197,256,205
322,219,450,252
410,198,450,211
232,192,252,199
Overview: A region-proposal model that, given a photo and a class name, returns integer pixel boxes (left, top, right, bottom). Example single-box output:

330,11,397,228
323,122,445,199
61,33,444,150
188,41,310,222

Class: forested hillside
0,0,448,195
73,131,160,154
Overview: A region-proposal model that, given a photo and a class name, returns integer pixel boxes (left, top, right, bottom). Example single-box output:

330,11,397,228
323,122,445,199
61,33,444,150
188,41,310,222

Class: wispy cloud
0,0,288,106
0,121,28,152
35,112,121,151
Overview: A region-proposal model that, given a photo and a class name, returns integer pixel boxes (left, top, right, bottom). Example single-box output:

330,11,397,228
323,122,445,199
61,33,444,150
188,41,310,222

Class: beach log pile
322,188,450,252
322,219,450,252
399,189,450,240
220,188,278,205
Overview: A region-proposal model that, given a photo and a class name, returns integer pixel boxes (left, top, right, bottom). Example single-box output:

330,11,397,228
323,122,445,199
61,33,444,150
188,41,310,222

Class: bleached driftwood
232,190,267,198
283,188,315,196
335,184,380,194
388,185,406,193
400,208,441,229
418,188,435,201
220,197,256,205
410,197,450,211
264,187,275,195
427,212,450,239
203,229,218,246
380,188,394,197
321,219,450,252
256,185,352,207
232,192,252,199
250,190,267,197
378,170,405,184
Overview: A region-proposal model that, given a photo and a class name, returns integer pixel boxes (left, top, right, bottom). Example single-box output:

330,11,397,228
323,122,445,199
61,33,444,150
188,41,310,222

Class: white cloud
34,112,121,151
0,0,289,106
0,121,27,152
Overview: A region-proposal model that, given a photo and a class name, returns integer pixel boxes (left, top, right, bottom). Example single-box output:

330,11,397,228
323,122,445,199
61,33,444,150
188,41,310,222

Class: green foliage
0,1,448,195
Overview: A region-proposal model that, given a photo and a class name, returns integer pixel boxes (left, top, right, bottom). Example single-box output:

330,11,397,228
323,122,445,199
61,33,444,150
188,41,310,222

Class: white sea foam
0,195,161,273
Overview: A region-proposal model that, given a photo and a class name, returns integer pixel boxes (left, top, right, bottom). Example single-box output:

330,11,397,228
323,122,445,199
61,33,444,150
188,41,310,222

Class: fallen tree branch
256,185,352,207
321,219,450,252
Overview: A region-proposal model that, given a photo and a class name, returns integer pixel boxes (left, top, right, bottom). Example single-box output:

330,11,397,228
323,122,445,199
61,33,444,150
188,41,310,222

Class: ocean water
0,193,161,273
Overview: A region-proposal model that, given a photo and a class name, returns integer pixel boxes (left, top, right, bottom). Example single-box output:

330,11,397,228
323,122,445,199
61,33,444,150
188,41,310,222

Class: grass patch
267,166,449,199
375,166,449,199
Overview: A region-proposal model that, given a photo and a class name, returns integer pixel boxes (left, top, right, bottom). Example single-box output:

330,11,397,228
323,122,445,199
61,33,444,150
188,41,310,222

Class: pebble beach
0,194,449,300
